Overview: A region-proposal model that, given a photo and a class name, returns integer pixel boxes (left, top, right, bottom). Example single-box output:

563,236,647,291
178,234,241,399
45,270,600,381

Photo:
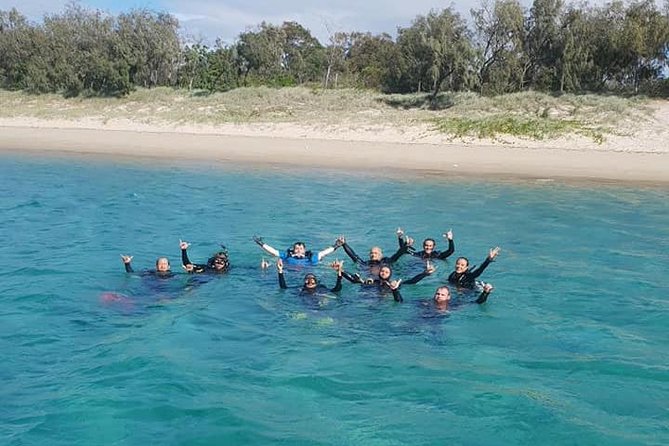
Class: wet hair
287,241,313,258
423,238,436,246
379,265,393,278
456,257,469,267
155,257,170,267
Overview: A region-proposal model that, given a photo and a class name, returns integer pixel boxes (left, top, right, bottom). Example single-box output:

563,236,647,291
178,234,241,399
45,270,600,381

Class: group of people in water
120,228,501,312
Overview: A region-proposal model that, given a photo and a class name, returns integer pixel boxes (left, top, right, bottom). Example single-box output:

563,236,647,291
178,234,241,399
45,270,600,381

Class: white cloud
163,0,486,45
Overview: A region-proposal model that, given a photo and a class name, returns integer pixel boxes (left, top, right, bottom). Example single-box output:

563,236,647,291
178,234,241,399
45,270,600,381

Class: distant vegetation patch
433,115,605,143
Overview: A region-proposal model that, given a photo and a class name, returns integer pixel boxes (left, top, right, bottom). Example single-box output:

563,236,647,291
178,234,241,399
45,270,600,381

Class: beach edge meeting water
1,121,668,184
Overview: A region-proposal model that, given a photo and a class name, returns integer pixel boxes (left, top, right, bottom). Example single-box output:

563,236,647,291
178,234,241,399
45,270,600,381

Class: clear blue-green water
1,154,668,445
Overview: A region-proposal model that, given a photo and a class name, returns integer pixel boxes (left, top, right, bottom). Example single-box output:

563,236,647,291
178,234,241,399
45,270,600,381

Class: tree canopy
1,1,667,97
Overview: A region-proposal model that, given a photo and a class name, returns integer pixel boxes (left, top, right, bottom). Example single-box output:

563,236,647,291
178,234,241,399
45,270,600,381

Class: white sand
1,104,668,183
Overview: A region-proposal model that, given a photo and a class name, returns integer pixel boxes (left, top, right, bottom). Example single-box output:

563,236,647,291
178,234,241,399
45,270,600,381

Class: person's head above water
369,246,383,262
207,251,230,271
433,286,451,303
289,242,307,258
303,273,318,289
422,238,436,254
379,265,393,280
454,257,469,274
155,257,171,272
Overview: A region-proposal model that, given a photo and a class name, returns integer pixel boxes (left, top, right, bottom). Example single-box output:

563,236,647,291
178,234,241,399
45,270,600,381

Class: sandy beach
1,106,668,184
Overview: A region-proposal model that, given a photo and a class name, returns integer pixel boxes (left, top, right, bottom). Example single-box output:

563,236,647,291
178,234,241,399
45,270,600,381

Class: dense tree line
1,1,668,97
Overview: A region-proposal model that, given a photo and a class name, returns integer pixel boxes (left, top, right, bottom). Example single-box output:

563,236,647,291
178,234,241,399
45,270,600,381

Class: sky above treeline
1,0,612,45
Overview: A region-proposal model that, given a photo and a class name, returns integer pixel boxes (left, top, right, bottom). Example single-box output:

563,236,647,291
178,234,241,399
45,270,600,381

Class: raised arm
277,259,287,289
179,240,207,273
437,231,455,259
470,247,500,278
121,255,134,273
475,283,494,304
341,238,366,265
329,260,344,292
403,261,436,285
180,240,193,266
253,235,280,257
387,242,410,263
317,237,344,261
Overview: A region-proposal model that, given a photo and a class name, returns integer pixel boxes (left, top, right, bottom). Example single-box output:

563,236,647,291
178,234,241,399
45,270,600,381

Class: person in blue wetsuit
448,247,500,289
276,258,343,295
254,235,342,266
179,240,230,273
341,262,436,302
397,228,455,261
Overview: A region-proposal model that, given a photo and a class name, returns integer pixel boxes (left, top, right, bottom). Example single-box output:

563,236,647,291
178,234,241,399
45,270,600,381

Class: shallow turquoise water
1,154,668,445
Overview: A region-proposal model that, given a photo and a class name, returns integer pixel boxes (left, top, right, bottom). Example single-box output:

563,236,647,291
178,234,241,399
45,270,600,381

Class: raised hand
443,229,453,240
182,263,194,273
179,239,190,250
396,227,404,238
253,235,264,246
489,246,501,260
425,260,436,275
483,283,494,293
388,279,402,290
334,236,346,248
330,259,344,274
276,258,284,274
120,254,133,264
260,258,270,269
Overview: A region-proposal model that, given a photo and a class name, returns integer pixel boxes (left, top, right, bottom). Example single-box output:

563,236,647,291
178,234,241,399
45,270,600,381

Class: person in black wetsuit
342,263,436,302
120,254,173,278
179,240,230,273
432,283,494,312
338,235,409,271
397,228,455,261
277,258,343,295
448,247,500,289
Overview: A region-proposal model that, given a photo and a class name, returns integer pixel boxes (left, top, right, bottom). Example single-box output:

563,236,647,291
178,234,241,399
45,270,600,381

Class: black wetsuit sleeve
278,271,287,289
437,239,455,260
330,275,343,293
398,235,406,249
341,271,363,284
470,257,492,279
181,249,192,266
403,271,430,285
124,262,134,273
387,244,409,263
342,243,366,265
392,288,403,302
475,290,491,304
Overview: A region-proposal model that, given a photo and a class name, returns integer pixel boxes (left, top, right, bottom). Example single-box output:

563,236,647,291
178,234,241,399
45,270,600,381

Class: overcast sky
0,0,515,44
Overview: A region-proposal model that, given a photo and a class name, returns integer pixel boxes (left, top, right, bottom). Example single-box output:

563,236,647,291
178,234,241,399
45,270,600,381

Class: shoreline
1,123,668,185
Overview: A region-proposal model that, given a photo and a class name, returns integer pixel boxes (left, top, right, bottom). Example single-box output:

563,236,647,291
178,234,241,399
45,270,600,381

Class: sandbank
1,117,668,184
